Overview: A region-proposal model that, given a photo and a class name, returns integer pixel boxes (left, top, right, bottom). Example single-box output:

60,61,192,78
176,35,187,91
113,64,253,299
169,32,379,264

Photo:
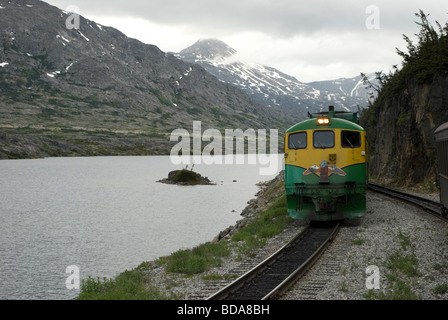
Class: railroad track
207,222,341,300
367,182,446,220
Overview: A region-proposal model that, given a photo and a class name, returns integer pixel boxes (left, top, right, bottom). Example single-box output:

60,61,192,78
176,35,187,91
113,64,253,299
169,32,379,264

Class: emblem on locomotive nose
303,161,346,178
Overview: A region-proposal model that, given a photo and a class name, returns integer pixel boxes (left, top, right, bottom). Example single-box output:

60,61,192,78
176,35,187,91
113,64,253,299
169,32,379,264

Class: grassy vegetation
231,196,291,258
76,184,291,300
150,87,172,106
77,266,179,300
165,242,230,275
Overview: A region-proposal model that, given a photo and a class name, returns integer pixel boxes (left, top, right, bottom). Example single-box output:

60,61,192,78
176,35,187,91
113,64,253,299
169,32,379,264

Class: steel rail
263,223,340,300
207,226,312,300
207,223,340,300
368,182,446,221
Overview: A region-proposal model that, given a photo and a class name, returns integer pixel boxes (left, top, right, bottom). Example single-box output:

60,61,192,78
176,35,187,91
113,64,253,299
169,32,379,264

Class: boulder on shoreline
157,169,214,186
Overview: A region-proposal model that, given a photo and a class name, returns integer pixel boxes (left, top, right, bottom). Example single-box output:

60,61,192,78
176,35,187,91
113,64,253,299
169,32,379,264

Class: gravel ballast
285,192,448,300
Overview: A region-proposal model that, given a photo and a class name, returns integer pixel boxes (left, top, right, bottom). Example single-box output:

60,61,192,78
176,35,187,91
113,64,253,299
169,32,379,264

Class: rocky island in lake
157,169,214,186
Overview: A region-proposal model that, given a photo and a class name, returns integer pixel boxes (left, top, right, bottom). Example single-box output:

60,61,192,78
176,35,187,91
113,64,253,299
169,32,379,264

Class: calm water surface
0,155,282,300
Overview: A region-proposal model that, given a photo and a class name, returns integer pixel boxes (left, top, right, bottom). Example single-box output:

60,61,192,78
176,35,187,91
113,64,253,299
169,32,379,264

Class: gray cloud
48,0,445,36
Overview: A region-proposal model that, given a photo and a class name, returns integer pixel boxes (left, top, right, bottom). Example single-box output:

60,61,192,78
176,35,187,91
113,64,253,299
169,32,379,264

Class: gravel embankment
146,187,448,300
285,191,448,300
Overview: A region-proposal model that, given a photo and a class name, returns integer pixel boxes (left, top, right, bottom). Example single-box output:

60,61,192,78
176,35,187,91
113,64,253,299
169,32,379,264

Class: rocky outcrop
157,169,214,185
363,73,448,186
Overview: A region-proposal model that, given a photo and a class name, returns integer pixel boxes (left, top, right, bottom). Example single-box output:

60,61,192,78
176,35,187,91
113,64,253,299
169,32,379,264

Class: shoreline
76,171,290,299
211,172,285,243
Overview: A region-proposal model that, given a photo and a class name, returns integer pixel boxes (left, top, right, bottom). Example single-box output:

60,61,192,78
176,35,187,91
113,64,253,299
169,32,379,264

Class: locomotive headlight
317,118,330,125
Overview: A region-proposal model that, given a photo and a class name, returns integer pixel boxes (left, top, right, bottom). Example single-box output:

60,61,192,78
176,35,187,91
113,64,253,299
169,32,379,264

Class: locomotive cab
284,106,367,222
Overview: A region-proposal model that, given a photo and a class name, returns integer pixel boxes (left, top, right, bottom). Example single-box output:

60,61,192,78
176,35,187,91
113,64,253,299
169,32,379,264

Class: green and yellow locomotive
284,106,367,222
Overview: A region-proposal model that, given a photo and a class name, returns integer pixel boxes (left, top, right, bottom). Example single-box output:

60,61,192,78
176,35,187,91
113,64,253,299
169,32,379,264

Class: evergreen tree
362,10,448,98
360,10,448,134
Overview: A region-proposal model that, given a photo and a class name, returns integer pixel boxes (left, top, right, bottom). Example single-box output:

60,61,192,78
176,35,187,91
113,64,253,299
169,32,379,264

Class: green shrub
172,170,201,183
77,270,173,300
166,242,230,275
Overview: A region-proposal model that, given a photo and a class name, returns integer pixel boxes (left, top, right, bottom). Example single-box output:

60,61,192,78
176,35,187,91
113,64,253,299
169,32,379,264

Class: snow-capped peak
180,38,237,62
176,39,373,119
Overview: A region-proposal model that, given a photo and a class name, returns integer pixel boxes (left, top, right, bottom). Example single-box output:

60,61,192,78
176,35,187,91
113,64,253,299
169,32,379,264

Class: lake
0,155,283,300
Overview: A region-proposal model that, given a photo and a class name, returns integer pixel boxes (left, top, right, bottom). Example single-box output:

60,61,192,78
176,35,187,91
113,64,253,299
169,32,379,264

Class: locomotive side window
289,132,307,149
341,131,361,148
314,131,334,149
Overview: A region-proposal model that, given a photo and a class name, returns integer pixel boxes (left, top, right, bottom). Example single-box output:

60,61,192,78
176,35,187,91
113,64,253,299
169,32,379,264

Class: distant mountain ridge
175,39,375,121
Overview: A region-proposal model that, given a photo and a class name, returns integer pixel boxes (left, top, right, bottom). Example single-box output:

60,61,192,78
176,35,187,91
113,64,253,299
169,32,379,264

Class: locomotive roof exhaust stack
308,105,359,124
329,105,335,118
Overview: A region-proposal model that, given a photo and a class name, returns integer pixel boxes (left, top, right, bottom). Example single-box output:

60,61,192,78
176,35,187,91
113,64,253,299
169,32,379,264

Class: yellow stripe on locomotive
284,106,367,222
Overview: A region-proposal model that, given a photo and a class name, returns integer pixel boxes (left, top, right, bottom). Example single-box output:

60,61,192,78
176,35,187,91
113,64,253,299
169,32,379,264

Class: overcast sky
45,0,448,82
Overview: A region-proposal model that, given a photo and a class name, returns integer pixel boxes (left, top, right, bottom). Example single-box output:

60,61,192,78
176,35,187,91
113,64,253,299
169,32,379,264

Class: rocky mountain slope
362,73,448,187
175,39,374,121
0,1,285,159
308,75,376,103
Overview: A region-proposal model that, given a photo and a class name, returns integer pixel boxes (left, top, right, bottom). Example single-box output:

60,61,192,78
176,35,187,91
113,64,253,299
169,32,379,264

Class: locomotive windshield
314,131,334,149
341,131,361,148
288,132,307,149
